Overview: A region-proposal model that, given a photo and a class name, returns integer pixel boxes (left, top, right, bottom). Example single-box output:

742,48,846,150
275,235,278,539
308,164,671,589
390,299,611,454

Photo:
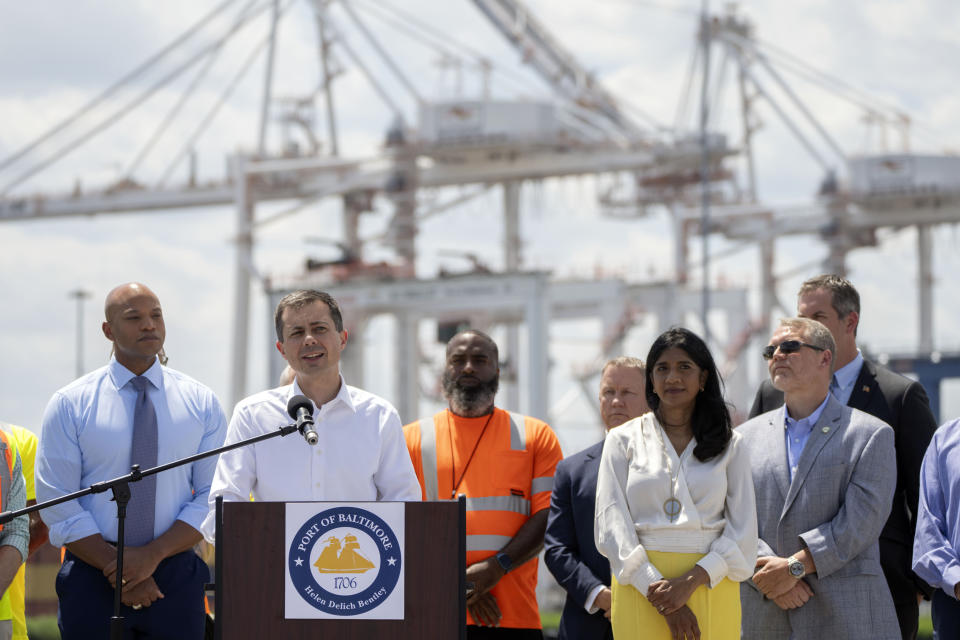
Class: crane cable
0,0,240,175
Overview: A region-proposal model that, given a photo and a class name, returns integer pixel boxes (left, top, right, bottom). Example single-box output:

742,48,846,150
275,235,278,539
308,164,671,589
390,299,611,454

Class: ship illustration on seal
313,534,376,573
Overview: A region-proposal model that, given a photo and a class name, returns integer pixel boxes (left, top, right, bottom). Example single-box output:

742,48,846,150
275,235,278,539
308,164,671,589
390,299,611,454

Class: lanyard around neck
449,411,495,499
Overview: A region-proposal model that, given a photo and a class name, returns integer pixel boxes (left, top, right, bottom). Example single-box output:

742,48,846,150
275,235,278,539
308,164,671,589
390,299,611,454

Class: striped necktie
127,376,158,546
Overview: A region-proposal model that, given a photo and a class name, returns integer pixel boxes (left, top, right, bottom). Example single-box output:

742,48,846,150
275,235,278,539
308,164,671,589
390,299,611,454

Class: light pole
69,289,91,378
699,0,712,341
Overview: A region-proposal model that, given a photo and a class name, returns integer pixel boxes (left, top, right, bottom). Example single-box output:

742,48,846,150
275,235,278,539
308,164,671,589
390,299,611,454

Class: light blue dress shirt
829,350,863,406
784,395,830,481
36,357,227,547
913,418,960,597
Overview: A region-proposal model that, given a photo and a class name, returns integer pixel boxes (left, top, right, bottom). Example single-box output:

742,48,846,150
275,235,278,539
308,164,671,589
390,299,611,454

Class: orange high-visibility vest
404,408,563,630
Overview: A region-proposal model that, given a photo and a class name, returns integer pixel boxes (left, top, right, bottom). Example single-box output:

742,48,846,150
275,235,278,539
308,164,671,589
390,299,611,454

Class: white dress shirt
584,583,607,613
594,412,757,596
204,376,420,539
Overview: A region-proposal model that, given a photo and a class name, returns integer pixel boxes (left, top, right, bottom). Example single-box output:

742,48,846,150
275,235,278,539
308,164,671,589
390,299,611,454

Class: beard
442,370,499,417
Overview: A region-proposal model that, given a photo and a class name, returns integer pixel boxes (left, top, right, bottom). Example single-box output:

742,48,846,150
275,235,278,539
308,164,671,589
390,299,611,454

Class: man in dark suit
544,357,647,640
749,274,938,640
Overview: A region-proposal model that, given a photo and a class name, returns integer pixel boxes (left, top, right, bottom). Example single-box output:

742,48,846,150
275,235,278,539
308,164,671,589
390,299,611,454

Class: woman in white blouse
595,327,757,640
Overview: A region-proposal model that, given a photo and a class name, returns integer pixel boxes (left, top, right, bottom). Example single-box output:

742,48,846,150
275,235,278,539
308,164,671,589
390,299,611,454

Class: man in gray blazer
750,274,937,639
740,317,900,639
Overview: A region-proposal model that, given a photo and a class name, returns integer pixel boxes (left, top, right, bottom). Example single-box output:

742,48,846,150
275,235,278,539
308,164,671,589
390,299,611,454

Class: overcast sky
2,0,959,450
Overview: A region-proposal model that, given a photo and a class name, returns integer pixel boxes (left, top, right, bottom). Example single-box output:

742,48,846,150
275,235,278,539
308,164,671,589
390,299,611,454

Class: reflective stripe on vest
507,413,526,451
466,534,513,553
0,433,13,529
465,495,530,516
531,476,554,495
417,416,440,501
417,410,526,502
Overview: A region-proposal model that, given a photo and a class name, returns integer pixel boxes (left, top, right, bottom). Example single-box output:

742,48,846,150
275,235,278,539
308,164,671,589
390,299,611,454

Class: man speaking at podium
206,289,420,513
37,283,228,639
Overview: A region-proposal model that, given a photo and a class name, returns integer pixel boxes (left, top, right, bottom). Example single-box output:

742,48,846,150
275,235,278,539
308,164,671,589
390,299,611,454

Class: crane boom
470,0,643,140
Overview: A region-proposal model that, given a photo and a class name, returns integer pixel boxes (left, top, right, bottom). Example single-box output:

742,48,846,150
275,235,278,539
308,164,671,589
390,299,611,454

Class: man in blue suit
545,357,647,640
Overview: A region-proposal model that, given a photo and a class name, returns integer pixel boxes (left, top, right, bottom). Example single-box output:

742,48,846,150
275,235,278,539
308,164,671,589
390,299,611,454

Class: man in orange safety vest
404,330,563,639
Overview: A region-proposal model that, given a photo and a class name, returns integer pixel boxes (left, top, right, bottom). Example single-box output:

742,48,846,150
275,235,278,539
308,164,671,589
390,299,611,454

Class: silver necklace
654,421,685,522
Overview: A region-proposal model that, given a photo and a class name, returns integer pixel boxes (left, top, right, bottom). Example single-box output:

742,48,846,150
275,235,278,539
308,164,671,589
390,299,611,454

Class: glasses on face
761,339,826,360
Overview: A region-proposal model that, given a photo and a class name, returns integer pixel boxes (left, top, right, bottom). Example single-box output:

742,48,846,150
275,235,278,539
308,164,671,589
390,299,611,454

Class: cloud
2,0,958,434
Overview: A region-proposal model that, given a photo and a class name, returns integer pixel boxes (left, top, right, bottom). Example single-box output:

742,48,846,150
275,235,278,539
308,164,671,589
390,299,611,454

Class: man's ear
844,310,859,336
102,321,114,341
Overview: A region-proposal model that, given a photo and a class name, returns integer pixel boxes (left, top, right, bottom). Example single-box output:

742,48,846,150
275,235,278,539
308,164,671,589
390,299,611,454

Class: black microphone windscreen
287,394,313,420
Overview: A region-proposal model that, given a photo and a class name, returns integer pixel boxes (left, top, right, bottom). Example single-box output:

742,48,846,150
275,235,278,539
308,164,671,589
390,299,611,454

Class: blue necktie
127,376,157,546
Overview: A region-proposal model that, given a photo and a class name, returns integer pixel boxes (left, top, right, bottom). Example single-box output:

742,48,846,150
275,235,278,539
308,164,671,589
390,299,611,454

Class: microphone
286,395,319,445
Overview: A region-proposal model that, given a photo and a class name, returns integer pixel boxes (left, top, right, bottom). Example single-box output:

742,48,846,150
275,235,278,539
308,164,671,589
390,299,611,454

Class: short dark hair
645,327,732,462
799,274,860,320
274,290,343,341
446,329,499,362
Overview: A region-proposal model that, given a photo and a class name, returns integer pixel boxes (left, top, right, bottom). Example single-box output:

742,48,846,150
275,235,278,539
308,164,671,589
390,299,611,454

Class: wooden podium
214,500,465,639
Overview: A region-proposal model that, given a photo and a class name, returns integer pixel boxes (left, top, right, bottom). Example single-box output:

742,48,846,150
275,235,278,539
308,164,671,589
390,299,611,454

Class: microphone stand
0,421,305,640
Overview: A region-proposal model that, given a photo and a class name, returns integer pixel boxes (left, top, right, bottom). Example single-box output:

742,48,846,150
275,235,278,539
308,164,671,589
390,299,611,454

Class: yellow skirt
611,550,740,640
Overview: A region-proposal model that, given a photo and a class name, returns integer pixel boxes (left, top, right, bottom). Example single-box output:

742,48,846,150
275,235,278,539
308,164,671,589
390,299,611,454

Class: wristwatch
787,555,806,578
494,551,513,574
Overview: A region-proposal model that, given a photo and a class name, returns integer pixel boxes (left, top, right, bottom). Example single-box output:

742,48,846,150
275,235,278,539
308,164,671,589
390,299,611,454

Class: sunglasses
761,340,826,360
